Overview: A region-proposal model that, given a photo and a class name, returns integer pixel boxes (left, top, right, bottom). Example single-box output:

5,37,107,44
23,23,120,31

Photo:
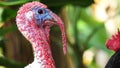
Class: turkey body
105,30,120,68
105,51,120,68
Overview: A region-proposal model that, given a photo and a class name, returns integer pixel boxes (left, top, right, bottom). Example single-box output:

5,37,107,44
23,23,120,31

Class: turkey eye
38,9,43,14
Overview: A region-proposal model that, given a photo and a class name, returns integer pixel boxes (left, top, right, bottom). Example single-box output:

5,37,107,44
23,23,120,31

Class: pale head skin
16,1,66,68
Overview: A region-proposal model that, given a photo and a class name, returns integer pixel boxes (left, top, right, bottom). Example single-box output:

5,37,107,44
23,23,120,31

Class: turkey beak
51,13,67,54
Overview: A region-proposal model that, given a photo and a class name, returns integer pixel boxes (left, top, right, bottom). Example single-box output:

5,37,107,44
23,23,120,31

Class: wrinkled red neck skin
106,30,120,52
16,14,56,68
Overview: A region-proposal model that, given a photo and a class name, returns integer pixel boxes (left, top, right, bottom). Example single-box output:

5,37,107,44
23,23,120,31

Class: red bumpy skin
16,1,66,68
106,30,120,52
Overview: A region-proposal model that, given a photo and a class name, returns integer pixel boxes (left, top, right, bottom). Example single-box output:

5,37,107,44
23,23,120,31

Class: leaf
88,26,108,51
0,7,4,22
41,0,94,7
0,0,28,6
1,8,17,22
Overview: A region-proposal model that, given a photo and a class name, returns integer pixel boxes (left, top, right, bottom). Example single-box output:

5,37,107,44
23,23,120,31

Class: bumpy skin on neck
16,1,66,68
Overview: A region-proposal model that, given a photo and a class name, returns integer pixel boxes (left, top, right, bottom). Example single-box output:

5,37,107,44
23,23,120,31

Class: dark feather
105,51,120,68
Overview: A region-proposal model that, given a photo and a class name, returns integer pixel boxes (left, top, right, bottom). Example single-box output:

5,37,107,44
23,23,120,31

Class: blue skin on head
32,7,53,25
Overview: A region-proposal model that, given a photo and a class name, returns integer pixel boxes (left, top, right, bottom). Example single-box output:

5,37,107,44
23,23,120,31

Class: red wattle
106,30,120,52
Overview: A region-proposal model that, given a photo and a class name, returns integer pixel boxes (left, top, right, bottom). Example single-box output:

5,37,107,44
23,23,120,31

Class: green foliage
0,0,28,6
41,0,94,7
0,57,26,68
65,5,110,68
1,9,17,22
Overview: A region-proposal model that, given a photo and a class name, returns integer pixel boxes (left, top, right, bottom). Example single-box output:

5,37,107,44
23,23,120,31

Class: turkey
105,30,120,68
16,1,66,68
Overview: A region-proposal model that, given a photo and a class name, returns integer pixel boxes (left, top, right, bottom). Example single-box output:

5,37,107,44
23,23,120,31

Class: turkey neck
16,15,55,68
30,26,55,68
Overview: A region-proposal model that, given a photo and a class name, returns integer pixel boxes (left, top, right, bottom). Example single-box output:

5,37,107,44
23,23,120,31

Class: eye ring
38,9,44,14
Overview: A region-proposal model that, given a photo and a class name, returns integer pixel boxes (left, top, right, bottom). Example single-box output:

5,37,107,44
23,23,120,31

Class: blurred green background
0,0,120,68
